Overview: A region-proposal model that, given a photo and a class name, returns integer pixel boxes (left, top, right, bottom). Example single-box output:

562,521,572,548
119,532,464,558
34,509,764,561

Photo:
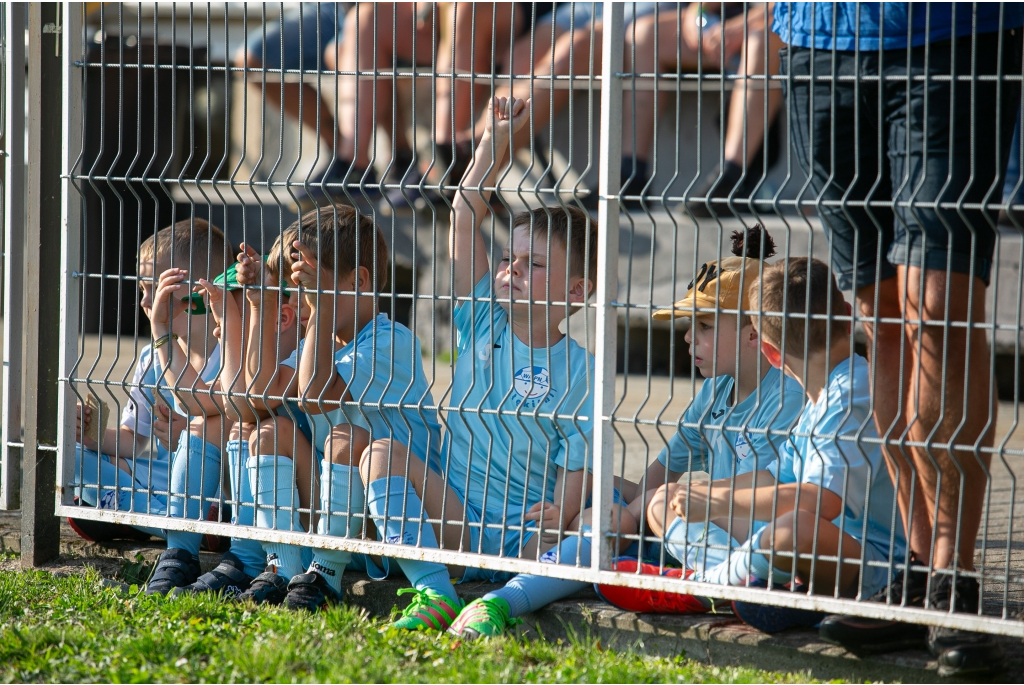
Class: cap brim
651,294,720,321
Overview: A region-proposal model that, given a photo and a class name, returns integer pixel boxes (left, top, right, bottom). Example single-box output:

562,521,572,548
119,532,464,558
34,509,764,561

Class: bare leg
622,12,702,162
858,279,934,566
899,266,996,571
332,3,431,168
359,438,472,578
436,2,522,148
722,28,783,168
769,510,864,596
236,50,336,153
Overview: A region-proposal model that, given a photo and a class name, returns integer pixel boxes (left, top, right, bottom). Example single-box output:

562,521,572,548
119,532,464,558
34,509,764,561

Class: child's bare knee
358,438,409,482
251,415,295,455
327,424,371,466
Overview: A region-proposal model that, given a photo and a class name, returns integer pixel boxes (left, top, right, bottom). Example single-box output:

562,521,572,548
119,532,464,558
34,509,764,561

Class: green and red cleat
390,588,464,631
447,597,522,640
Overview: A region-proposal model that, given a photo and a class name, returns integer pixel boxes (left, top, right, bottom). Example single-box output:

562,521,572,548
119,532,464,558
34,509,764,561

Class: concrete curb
2,514,1021,683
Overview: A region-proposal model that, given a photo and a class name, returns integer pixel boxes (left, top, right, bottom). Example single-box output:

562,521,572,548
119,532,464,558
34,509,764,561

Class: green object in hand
181,291,207,316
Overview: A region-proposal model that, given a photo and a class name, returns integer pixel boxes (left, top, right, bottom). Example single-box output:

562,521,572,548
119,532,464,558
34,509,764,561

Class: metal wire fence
4,1,1024,638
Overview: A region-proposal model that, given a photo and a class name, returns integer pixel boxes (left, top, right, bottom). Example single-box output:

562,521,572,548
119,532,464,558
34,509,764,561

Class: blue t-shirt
445,276,594,525
282,314,444,474
658,366,805,480
769,355,905,559
773,3,1023,51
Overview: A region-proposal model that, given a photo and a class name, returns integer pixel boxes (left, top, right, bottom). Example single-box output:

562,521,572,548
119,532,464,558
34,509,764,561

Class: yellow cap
652,256,765,321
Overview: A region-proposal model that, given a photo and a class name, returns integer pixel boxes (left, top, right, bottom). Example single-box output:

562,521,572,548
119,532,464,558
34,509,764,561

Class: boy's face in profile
496,224,583,321
684,314,758,379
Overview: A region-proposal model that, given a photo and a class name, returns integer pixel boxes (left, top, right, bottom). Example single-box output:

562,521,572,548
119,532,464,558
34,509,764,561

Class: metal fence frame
0,1,1018,639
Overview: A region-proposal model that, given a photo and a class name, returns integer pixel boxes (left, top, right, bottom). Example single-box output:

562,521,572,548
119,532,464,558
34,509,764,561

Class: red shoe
595,557,709,614
67,517,152,543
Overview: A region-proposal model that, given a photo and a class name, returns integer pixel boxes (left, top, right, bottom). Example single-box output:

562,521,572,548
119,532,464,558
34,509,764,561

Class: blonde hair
138,218,231,280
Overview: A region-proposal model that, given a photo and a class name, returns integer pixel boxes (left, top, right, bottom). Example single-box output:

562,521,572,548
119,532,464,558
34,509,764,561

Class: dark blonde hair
293,205,389,289
511,205,597,289
749,257,847,356
266,226,299,286
138,218,231,280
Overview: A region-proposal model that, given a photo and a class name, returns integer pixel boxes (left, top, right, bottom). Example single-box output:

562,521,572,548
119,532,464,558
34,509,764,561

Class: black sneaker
67,517,153,543
171,551,253,599
384,164,446,212
282,572,343,612
238,568,290,606
683,161,750,218
818,565,929,653
731,580,826,634
144,548,201,596
926,574,1005,678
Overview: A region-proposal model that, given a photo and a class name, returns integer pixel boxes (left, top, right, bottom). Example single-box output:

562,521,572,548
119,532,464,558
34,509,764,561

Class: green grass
0,568,831,684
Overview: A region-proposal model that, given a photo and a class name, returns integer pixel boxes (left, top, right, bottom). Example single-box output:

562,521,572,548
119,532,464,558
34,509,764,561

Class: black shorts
781,32,1022,290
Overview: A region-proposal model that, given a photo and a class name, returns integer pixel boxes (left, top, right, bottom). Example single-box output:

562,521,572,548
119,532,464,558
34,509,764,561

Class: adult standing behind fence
772,3,1023,677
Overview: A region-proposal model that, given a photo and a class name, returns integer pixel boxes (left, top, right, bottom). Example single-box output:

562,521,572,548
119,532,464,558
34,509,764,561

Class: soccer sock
697,529,792,586
366,476,458,604
663,517,736,576
167,435,222,558
309,461,366,595
484,527,592,618
74,444,143,512
225,440,264,578
248,453,305,580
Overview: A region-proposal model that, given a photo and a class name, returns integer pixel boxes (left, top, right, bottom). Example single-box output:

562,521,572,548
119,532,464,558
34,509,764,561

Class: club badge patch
513,366,553,407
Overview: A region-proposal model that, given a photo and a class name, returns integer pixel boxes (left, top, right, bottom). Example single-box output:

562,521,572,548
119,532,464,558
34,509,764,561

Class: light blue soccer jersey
445,275,594,529
768,355,905,560
281,314,444,474
658,366,804,480
122,341,222,432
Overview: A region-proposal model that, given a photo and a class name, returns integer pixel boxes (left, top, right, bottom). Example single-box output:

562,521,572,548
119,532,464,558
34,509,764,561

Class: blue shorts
246,3,345,72
550,2,672,33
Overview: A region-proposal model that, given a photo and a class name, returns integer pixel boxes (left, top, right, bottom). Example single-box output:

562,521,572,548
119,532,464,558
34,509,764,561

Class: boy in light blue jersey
669,257,905,633
347,96,598,636
243,205,444,611
140,220,241,596
69,220,221,551
594,226,806,614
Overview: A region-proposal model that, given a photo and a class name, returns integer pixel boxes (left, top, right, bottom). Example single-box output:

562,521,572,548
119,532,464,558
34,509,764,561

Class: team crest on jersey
513,366,553,408
734,433,752,461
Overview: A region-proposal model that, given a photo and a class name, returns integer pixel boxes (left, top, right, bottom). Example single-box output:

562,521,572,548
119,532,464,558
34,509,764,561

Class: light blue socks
694,526,792,586
248,453,306,579
225,439,268,578
484,526,593,618
167,434,222,558
74,444,149,513
309,462,366,594
366,476,458,604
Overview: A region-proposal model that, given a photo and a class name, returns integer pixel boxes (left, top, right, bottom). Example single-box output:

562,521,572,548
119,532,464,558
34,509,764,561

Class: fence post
57,2,82,511
20,2,64,567
591,1,623,574
1,1,25,511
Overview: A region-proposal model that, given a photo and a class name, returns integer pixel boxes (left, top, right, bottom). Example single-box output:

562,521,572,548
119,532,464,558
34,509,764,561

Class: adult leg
722,28,784,169
857,279,933,565
899,268,994,571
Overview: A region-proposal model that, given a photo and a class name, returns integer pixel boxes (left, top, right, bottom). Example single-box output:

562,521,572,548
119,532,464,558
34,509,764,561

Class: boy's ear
568,276,593,304
278,301,297,332
745,323,761,348
760,340,783,369
353,265,373,292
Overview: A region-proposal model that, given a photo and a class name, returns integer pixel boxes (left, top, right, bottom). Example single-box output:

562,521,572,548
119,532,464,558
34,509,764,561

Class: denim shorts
245,3,345,71
782,34,1022,290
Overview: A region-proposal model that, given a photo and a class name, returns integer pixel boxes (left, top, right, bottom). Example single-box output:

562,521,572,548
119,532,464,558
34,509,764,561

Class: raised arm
198,275,261,424
236,244,298,417
291,240,348,414
149,267,223,417
450,96,531,298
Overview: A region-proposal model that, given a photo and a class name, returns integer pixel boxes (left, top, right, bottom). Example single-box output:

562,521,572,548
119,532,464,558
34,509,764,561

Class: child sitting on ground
594,225,805,614
142,220,239,596
69,221,203,543
649,257,905,633
244,206,445,612
346,95,597,635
